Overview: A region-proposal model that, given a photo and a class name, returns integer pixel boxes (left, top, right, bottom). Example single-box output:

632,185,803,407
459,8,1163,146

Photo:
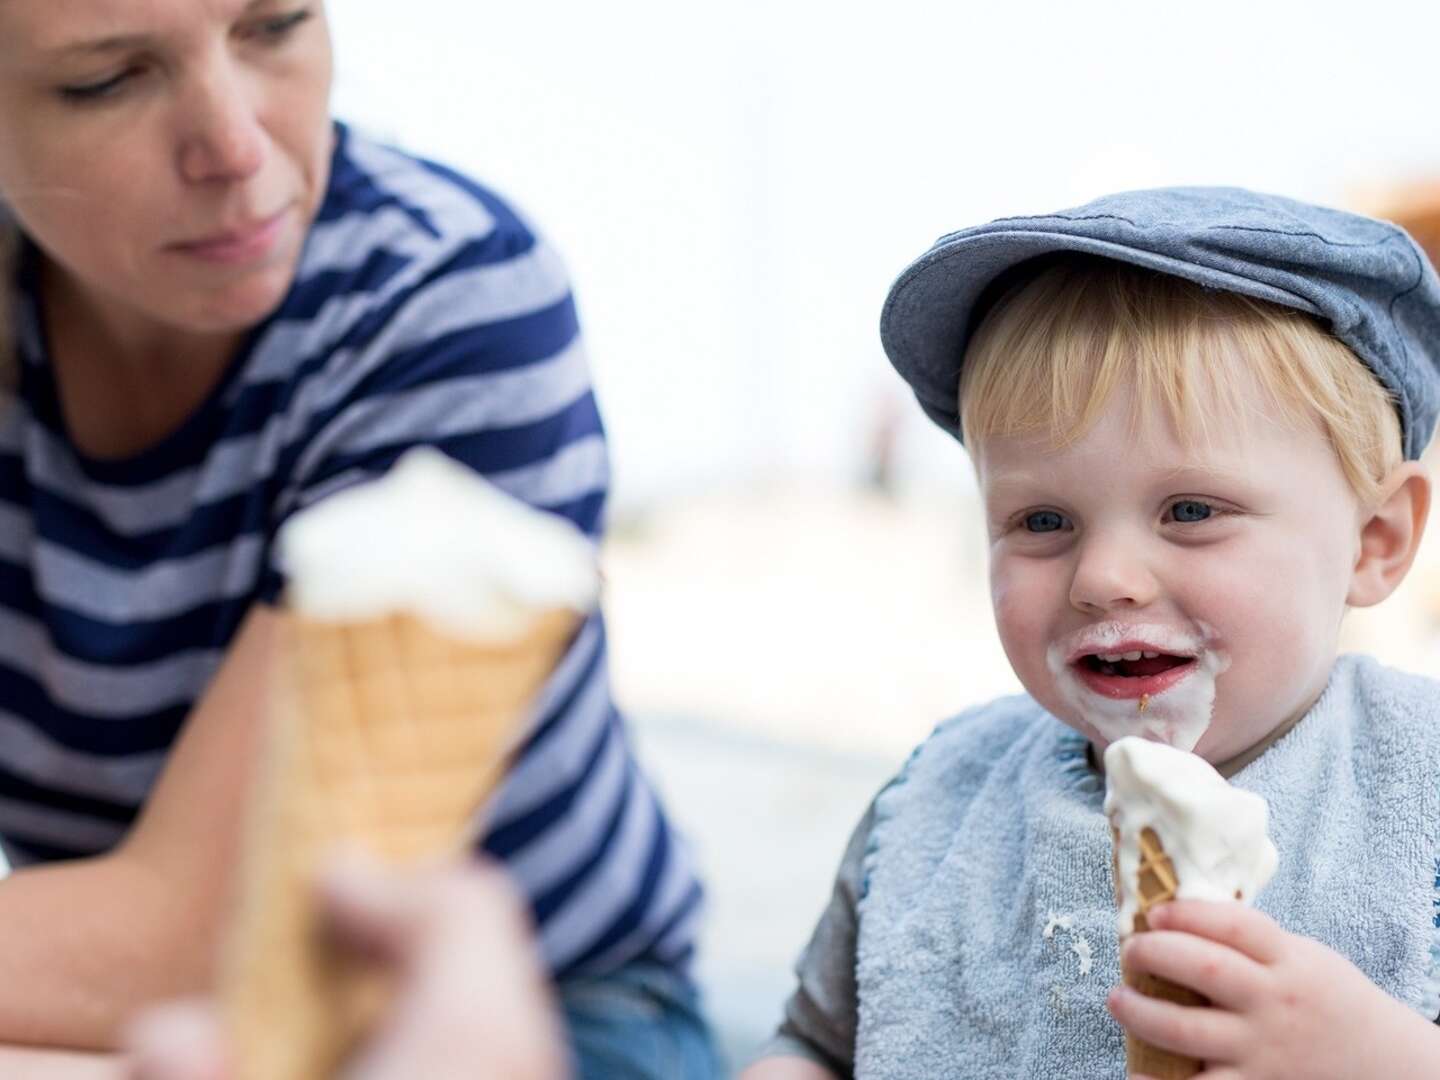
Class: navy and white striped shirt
0,123,702,979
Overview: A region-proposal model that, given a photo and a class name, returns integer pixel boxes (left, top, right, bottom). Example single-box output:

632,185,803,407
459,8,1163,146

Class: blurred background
330,1,1440,1070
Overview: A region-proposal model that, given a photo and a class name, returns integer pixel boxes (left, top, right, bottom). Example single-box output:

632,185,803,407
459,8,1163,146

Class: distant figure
861,389,903,497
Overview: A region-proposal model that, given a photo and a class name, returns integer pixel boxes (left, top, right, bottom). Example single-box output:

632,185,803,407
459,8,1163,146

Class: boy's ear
1347,462,1432,608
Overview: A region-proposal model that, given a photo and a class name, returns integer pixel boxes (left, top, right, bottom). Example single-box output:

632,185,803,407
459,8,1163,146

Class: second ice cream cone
218,449,601,1080
221,606,579,1080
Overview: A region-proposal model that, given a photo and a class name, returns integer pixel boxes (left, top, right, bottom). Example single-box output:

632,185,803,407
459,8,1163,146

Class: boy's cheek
989,570,1055,678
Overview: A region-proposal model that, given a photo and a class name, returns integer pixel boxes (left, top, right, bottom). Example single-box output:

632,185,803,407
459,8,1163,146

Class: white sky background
329,0,1440,512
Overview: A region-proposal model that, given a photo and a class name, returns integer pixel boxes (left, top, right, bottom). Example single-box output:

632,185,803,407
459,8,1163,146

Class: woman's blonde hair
959,255,1404,507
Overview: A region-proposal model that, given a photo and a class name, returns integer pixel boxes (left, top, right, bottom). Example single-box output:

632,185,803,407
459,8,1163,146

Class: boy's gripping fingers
1120,929,1265,1011
1106,984,1246,1065
1146,902,1286,964
1121,908,1440,1080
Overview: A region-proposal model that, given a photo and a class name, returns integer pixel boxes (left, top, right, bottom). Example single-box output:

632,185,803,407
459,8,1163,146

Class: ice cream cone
1113,825,1207,1080
220,606,578,1080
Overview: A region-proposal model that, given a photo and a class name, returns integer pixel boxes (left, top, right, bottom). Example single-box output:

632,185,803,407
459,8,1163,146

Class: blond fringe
959,255,1403,508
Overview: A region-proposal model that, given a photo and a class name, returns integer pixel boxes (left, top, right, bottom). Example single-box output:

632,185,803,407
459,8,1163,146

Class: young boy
743,187,1440,1079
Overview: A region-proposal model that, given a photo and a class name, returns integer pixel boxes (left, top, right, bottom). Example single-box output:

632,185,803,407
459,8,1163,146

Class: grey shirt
755,805,872,1077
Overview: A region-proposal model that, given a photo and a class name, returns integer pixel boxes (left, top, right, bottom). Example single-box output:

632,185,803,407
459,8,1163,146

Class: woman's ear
1347,462,1432,608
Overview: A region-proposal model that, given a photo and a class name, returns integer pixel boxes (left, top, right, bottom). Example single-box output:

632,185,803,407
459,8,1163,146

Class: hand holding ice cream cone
218,450,598,1080
1104,737,1277,1078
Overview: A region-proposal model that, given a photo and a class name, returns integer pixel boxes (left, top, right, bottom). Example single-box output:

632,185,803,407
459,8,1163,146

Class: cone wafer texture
220,607,578,1080
1113,825,1205,1079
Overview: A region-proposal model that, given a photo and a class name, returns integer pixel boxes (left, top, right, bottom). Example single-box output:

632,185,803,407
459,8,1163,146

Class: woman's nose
175,59,267,185
1068,533,1160,614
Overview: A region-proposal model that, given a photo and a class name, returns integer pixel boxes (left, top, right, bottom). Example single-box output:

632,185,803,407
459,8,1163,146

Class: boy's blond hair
959,255,1404,507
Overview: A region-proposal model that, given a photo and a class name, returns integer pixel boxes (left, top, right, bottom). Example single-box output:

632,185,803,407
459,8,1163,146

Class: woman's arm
0,608,280,1050
0,1046,122,1079
740,1058,842,1080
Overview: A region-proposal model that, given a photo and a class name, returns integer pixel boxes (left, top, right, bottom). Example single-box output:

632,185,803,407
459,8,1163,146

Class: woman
0,2,718,1076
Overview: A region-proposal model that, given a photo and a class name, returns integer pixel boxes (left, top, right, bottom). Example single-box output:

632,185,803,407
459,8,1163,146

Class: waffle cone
1112,826,1207,1080
220,607,578,1080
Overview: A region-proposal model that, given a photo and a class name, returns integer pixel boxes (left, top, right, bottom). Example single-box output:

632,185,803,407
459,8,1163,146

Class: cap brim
879,228,1322,442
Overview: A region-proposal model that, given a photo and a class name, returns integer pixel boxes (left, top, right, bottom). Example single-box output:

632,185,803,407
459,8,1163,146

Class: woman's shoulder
299,123,563,294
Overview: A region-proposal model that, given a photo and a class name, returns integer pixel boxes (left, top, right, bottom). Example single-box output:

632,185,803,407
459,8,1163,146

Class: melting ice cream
1104,736,1277,936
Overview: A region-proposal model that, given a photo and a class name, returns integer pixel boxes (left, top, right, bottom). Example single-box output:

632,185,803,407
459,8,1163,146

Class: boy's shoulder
1338,653,1440,714
891,692,1069,794
929,691,1055,749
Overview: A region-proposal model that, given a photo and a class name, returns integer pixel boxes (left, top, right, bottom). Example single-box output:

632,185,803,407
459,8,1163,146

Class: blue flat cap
879,186,1440,459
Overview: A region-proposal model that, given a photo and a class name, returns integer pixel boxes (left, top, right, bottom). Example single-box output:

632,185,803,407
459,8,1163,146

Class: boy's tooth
1141,651,1159,659
1121,651,1142,661
1099,653,1123,663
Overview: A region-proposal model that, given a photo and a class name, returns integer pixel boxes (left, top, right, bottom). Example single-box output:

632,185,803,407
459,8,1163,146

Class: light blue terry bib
854,655,1440,1079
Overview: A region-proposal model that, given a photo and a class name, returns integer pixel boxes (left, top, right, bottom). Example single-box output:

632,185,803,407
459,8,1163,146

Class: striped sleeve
262,242,606,603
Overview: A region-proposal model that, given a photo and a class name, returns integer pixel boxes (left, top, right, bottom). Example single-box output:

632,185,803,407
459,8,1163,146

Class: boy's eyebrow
982,463,1252,497
979,473,1048,499
1157,463,1253,485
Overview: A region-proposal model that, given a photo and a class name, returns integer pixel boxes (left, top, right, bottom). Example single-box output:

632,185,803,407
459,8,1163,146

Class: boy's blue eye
1023,510,1066,533
1170,500,1213,523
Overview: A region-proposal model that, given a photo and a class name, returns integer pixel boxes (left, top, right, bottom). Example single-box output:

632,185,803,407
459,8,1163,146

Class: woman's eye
1169,500,1214,524
1023,510,1067,533
247,8,314,43
60,71,133,101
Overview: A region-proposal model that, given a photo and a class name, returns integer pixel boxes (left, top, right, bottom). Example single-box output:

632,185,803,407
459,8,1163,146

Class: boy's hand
1106,900,1440,1080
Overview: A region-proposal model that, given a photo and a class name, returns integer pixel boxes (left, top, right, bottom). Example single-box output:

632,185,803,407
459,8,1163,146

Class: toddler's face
975,386,1363,763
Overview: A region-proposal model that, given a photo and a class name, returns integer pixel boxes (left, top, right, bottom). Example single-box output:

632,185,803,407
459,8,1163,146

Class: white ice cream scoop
1104,736,1278,936
278,447,600,641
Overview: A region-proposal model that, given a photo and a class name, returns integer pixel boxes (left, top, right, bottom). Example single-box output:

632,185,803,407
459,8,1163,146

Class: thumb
124,1001,230,1080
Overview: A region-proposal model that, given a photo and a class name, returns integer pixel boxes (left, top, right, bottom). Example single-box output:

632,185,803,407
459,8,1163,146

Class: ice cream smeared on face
1047,621,1230,751
279,448,600,642
1104,736,1277,936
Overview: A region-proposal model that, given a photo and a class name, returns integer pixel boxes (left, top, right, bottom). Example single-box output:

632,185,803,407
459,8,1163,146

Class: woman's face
0,0,333,337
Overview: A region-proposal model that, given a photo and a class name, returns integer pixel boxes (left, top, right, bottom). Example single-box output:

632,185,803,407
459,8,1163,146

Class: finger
1106,984,1245,1063
322,855,567,1080
314,846,424,963
1146,901,1285,964
1121,930,1265,1010
318,848,533,966
123,1000,229,1080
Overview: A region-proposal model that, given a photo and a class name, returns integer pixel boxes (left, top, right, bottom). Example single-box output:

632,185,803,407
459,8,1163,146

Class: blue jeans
560,962,726,1079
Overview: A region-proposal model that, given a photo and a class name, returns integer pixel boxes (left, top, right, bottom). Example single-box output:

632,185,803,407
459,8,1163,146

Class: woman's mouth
1071,650,1197,700
168,206,291,266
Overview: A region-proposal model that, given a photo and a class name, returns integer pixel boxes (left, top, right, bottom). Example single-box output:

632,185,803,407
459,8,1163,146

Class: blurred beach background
328,1,1440,1070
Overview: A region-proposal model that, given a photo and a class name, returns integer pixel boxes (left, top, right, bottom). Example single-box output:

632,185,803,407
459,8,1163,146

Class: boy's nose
1068,536,1160,614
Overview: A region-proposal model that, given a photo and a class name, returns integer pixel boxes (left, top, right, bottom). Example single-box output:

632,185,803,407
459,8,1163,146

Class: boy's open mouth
1078,652,1193,678
1070,650,1198,700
